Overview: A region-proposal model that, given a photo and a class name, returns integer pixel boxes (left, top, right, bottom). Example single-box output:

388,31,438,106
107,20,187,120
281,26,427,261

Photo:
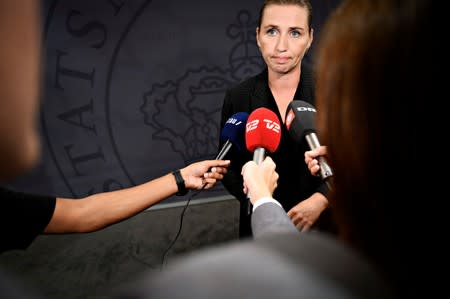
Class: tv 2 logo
246,119,280,133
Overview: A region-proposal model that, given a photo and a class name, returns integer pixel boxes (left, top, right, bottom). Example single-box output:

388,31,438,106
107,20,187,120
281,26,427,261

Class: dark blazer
219,65,333,237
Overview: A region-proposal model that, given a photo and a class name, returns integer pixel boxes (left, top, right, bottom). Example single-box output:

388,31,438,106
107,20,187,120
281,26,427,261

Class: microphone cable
160,182,208,270
129,182,208,271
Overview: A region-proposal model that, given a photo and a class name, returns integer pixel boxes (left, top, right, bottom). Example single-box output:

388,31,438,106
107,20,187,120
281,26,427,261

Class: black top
0,187,56,253
219,65,334,237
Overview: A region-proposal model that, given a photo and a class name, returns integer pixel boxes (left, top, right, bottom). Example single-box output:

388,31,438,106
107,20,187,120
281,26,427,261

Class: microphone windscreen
285,100,316,143
245,107,281,153
220,112,249,152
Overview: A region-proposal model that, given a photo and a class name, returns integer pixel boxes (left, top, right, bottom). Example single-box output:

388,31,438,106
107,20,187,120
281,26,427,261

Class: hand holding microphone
245,107,281,214
304,146,328,177
241,156,279,206
187,112,247,192
285,100,333,187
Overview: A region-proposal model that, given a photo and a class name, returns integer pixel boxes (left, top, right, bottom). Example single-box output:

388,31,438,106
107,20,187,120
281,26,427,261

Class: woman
219,0,333,237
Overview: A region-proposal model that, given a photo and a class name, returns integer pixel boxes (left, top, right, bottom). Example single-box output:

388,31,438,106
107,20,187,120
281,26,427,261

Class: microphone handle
253,147,266,165
215,140,232,160
203,140,233,189
305,133,334,180
248,147,266,216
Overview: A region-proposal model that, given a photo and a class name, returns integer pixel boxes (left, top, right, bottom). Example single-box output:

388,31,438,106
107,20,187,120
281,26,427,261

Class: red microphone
245,107,281,164
245,107,281,215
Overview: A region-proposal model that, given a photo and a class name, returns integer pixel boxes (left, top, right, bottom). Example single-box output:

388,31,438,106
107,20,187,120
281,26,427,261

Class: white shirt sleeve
252,196,283,212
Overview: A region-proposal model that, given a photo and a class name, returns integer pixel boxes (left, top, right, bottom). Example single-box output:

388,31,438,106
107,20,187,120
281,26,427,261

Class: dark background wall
0,1,340,298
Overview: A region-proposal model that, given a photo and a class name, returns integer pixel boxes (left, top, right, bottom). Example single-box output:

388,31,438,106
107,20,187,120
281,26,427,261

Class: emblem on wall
43,0,262,198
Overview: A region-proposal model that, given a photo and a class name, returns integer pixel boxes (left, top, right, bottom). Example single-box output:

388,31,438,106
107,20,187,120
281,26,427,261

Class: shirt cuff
252,196,282,212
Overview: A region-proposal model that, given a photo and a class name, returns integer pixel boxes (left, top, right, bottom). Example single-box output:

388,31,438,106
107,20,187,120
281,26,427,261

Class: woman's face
256,4,313,76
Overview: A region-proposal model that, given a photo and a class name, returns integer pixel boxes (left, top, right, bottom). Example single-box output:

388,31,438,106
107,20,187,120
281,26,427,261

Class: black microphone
285,100,333,189
216,112,249,159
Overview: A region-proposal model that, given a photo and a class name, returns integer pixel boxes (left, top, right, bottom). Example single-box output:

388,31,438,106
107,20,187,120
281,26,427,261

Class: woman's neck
268,68,301,123
268,67,301,91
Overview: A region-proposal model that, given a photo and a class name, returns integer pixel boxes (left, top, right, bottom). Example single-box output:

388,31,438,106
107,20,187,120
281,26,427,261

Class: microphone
285,100,333,185
216,112,249,159
246,108,281,163
245,107,281,214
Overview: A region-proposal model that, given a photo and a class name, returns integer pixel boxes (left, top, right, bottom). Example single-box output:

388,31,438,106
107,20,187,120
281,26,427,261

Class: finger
305,154,312,164
204,178,217,185
215,166,228,174
241,163,248,176
301,224,311,232
288,213,297,223
311,165,320,176
204,171,213,178
203,181,215,189
208,173,223,180
309,159,318,169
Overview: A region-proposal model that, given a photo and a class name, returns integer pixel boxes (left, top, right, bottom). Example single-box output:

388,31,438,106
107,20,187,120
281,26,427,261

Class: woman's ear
256,27,261,48
307,28,314,50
